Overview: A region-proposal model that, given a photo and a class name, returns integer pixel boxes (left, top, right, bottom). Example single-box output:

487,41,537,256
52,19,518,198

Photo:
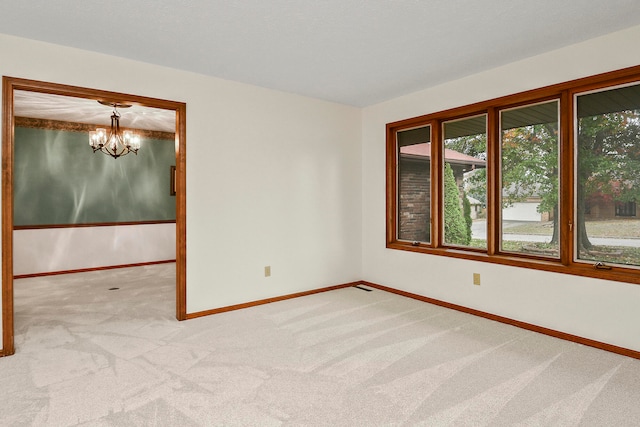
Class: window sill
387,241,640,286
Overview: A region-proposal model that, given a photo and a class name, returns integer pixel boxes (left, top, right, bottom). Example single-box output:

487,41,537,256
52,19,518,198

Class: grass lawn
503,219,640,239
470,237,640,265
472,219,640,265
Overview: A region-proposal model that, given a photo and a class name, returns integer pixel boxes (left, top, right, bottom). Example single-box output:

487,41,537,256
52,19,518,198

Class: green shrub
463,191,472,243
444,163,470,245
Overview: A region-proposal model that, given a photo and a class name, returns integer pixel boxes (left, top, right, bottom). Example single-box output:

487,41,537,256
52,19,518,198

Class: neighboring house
585,196,637,219
584,181,637,219
466,195,483,220
500,182,551,222
501,197,550,222
400,143,486,186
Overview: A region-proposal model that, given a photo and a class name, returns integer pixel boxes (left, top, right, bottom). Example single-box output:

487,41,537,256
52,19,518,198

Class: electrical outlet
473,273,481,286
264,266,271,277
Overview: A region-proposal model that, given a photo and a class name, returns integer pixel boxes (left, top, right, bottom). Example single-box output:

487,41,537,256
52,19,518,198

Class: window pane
398,126,431,243
576,83,640,267
500,100,560,257
443,115,487,248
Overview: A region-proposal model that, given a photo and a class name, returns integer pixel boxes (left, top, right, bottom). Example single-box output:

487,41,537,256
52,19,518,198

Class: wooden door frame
1,77,187,356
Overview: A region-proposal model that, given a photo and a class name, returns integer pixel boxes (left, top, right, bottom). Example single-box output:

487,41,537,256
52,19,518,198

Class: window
386,65,640,286
615,201,636,217
397,125,432,243
442,115,487,249
576,82,640,267
500,100,559,258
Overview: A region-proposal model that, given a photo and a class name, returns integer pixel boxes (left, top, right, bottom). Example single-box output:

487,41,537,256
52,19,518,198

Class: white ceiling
13,91,177,133
2,0,640,108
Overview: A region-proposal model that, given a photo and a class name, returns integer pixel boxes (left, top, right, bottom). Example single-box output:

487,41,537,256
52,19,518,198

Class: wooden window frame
441,113,488,252
386,64,640,286
496,98,562,260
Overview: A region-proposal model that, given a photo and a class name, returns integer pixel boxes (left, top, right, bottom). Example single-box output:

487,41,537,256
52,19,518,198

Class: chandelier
89,101,140,158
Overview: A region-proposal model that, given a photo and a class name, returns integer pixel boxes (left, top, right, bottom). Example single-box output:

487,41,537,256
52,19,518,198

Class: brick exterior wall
398,157,430,242
585,198,637,219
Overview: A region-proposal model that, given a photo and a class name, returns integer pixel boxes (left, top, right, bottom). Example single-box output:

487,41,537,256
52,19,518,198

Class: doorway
1,77,187,356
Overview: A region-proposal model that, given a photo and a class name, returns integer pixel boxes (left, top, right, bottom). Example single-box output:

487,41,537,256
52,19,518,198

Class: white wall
13,224,176,276
362,24,640,352
0,33,363,352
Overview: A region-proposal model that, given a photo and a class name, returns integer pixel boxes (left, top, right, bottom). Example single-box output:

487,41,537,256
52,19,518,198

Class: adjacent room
1,0,640,425
12,90,177,279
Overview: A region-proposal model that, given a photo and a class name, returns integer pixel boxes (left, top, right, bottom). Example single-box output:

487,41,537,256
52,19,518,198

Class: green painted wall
14,127,176,226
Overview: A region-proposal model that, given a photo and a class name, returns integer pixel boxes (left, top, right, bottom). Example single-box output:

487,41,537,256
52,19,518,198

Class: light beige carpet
1,263,639,426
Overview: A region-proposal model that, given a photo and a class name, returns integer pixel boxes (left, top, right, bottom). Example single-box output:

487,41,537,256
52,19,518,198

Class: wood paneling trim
361,281,640,360
175,104,187,321
385,124,397,244
431,121,441,247
185,282,359,319
8,78,184,110
2,77,16,356
14,220,176,230
560,91,573,266
486,107,498,256
13,259,176,280
15,117,175,140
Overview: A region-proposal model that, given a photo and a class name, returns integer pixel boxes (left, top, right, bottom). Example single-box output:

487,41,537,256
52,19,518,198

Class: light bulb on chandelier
89,101,141,158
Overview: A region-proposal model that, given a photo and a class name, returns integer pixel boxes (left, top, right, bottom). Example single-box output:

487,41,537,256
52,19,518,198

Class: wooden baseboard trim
361,281,640,360
14,219,176,230
11,270,634,359
185,282,359,320
13,259,176,280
